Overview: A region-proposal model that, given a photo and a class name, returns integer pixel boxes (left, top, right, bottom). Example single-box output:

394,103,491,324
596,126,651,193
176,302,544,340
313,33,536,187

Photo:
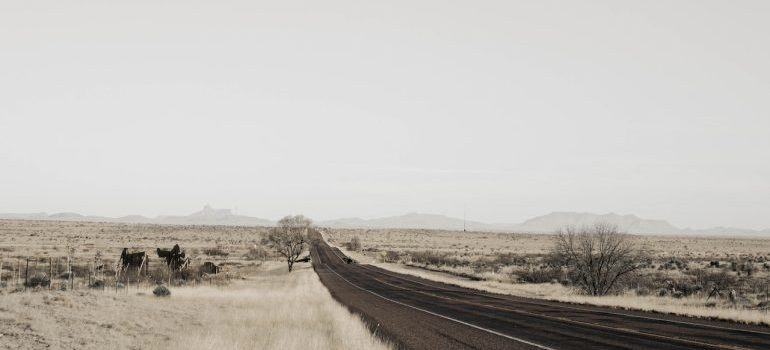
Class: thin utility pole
463,204,467,232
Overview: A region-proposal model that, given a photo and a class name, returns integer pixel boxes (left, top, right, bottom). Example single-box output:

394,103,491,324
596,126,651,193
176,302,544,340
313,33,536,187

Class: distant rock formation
0,206,274,227
1,208,767,235
512,212,681,234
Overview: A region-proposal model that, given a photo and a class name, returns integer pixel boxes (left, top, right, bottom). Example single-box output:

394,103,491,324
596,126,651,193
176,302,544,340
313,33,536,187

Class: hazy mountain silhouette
319,213,493,231
319,212,768,235
512,212,680,234
0,205,274,227
154,205,274,226
0,208,767,235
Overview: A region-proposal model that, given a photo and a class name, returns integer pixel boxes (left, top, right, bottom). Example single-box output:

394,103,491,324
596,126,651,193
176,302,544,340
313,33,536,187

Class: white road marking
329,245,770,337
320,254,555,350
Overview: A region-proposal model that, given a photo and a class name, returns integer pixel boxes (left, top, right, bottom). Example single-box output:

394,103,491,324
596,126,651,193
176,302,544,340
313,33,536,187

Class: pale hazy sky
1,1,769,229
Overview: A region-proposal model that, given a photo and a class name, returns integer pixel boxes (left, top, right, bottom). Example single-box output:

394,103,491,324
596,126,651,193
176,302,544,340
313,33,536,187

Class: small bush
382,250,401,263
153,285,171,297
661,258,688,270
346,236,362,252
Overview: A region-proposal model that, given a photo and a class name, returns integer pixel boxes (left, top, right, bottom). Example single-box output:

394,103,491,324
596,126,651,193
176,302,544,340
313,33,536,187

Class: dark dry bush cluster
384,247,770,304
487,253,528,266
24,272,50,288
514,266,563,284
202,247,229,257
346,236,362,252
408,250,466,267
153,285,171,297
391,250,560,282
631,267,770,305
660,258,688,270
382,250,400,263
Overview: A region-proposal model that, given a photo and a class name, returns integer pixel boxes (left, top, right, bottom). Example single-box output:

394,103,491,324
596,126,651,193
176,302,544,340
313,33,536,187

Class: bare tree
553,223,641,296
263,215,312,272
702,270,738,301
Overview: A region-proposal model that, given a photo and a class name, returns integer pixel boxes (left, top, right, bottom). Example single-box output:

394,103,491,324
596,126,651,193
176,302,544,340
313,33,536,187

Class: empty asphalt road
312,241,770,350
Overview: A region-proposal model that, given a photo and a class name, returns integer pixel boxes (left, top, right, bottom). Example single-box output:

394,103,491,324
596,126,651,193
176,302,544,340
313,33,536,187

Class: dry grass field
0,220,391,350
325,228,770,326
144,263,391,350
326,227,770,259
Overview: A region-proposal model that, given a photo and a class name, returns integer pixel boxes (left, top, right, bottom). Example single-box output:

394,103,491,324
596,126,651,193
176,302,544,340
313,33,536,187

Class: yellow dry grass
145,262,392,350
0,262,391,350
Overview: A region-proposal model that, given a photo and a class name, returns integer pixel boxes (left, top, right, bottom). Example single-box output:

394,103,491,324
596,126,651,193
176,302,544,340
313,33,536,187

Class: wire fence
0,254,226,293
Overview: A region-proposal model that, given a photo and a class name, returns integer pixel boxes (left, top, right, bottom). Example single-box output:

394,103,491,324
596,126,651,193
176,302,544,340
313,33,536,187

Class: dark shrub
383,250,401,263
515,267,562,283
346,236,362,252
410,250,464,267
90,280,104,289
25,272,50,287
153,285,171,297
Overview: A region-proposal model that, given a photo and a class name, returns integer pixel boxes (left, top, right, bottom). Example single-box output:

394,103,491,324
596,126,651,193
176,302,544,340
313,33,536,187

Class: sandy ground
0,284,189,349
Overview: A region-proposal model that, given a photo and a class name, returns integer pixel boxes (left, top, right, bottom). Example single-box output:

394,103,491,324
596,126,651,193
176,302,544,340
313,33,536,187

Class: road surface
312,241,770,350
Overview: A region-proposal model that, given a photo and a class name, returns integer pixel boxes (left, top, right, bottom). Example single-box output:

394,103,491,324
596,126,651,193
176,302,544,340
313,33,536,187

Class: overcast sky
1,1,768,229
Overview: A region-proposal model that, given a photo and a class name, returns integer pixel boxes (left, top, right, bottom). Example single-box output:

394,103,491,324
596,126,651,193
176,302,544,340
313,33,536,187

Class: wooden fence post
49,257,53,290
24,257,29,291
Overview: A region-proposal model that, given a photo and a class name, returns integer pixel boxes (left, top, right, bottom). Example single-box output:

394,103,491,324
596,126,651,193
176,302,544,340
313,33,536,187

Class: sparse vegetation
244,245,270,261
326,227,770,326
0,220,389,350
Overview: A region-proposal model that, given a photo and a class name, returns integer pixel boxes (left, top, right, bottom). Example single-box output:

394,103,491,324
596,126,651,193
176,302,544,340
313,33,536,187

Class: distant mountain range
323,212,770,235
0,205,274,227
1,207,768,235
